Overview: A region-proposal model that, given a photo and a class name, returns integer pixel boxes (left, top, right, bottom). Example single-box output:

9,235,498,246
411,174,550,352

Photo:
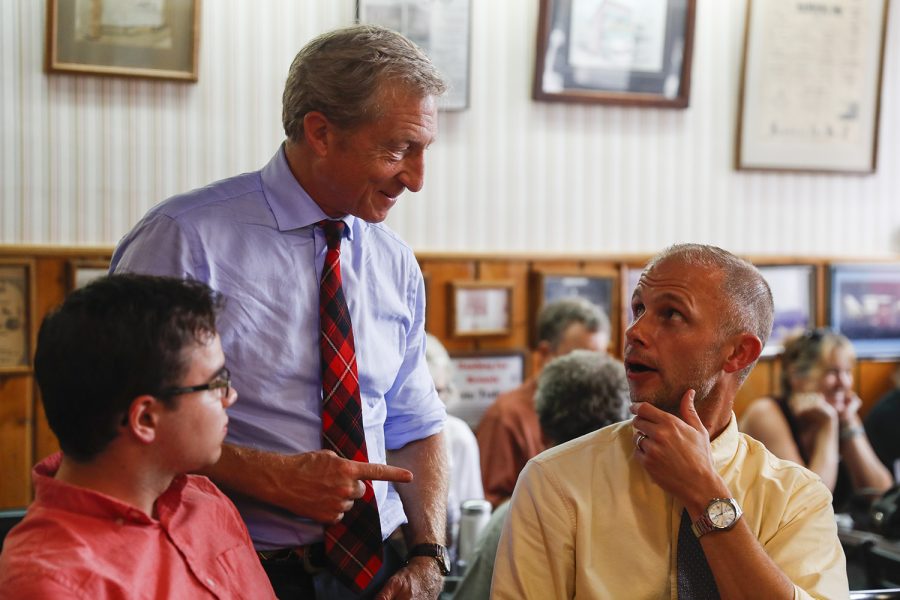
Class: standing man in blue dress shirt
111,25,449,600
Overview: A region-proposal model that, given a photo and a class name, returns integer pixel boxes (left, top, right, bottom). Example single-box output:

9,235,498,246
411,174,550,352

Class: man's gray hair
282,24,447,142
536,350,630,445
536,297,610,350
645,243,774,383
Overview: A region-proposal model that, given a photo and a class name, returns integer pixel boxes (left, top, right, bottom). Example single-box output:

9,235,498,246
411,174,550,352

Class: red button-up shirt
0,453,275,599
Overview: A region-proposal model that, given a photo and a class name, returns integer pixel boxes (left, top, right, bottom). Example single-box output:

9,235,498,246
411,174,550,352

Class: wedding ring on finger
635,432,648,452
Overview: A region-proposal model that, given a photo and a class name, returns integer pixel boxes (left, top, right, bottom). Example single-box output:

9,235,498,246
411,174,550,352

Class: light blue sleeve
382,259,446,450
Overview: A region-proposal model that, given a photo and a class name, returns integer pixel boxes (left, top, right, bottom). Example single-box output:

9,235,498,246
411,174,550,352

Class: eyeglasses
159,367,231,399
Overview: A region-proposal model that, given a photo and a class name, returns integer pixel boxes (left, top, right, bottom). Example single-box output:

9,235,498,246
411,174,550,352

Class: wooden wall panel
735,361,776,420
477,261,529,353
858,362,899,417
32,257,71,463
0,375,31,508
1,246,898,508
419,259,476,353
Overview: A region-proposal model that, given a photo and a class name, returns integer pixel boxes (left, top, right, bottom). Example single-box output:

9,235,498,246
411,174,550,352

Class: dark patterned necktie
677,509,720,599
318,220,383,592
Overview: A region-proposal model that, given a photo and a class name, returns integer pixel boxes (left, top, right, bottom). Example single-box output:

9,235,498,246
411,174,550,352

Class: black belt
257,542,327,574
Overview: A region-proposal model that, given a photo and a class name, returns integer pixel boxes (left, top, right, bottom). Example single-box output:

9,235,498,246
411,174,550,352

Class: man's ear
722,333,763,375
302,111,334,157
533,341,553,371
124,395,162,445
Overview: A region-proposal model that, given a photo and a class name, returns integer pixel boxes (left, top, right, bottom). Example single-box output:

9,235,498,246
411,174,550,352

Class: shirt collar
260,143,357,240
33,452,188,525
709,413,739,470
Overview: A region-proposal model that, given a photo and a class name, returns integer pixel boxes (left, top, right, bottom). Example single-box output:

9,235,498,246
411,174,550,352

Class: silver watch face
707,499,738,528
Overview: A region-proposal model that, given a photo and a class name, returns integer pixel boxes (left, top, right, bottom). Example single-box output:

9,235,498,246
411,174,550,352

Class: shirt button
206,577,215,588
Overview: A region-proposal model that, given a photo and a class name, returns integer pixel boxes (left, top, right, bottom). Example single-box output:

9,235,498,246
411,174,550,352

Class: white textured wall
2,0,899,256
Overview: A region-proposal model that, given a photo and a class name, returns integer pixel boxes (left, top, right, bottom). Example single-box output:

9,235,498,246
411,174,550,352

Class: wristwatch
406,543,452,576
691,497,743,538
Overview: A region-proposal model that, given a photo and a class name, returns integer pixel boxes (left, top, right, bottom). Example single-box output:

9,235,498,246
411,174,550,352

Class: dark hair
536,350,630,444
34,275,223,462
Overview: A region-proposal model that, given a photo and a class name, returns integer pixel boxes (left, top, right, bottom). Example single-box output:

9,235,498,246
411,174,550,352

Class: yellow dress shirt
491,416,848,599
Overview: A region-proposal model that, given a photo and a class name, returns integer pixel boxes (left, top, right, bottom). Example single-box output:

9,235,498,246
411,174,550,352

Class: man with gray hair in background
492,244,847,599
112,25,449,600
477,297,610,507
454,349,630,600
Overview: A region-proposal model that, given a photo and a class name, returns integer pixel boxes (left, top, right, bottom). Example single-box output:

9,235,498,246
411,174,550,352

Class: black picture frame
829,264,900,359
533,0,696,107
758,265,817,357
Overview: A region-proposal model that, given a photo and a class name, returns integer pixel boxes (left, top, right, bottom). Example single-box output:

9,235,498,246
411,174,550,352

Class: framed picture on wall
448,350,526,429
0,260,36,374
46,0,201,82
736,0,889,173
829,264,900,358
450,281,513,337
357,0,471,110
757,265,817,357
531,270,619,352
67,259,110,292
533,0,696,107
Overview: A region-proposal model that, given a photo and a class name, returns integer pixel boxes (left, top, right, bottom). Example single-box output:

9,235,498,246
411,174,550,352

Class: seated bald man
492,244,847,599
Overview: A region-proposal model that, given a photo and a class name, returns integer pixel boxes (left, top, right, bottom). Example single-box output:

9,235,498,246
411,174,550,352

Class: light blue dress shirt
111,145,446,548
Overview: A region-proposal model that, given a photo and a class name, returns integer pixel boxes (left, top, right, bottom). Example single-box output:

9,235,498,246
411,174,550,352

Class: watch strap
406,543,451,576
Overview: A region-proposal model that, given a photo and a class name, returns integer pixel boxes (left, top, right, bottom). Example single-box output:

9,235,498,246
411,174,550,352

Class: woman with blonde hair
740,328,893,509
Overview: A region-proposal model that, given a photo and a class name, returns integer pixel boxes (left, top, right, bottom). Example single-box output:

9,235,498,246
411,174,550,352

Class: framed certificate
736,0,889,172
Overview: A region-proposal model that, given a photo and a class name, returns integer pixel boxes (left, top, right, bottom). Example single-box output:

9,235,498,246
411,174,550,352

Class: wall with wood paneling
2,1,900,256
1,246,896,509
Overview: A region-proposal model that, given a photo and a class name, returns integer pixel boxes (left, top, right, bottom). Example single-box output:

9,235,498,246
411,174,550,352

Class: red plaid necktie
318,220,383,592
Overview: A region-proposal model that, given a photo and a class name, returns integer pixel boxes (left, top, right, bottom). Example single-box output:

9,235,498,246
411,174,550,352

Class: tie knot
319,220,345,251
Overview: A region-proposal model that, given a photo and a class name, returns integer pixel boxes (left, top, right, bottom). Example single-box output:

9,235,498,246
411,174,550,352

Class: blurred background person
454,349,630,600
425,334,483,567
740,328,892,511
865,365,900,480
476,298,610,507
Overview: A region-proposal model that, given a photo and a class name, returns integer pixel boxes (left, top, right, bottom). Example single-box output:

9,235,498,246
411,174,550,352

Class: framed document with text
737,0,889,173
448,351,526,429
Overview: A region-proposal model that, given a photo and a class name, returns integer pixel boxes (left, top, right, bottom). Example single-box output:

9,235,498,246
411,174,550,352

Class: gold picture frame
449,280,514,337
0,260,36,374
46,0,201,82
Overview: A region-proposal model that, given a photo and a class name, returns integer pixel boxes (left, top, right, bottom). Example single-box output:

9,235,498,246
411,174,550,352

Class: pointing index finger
353,462,414,484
